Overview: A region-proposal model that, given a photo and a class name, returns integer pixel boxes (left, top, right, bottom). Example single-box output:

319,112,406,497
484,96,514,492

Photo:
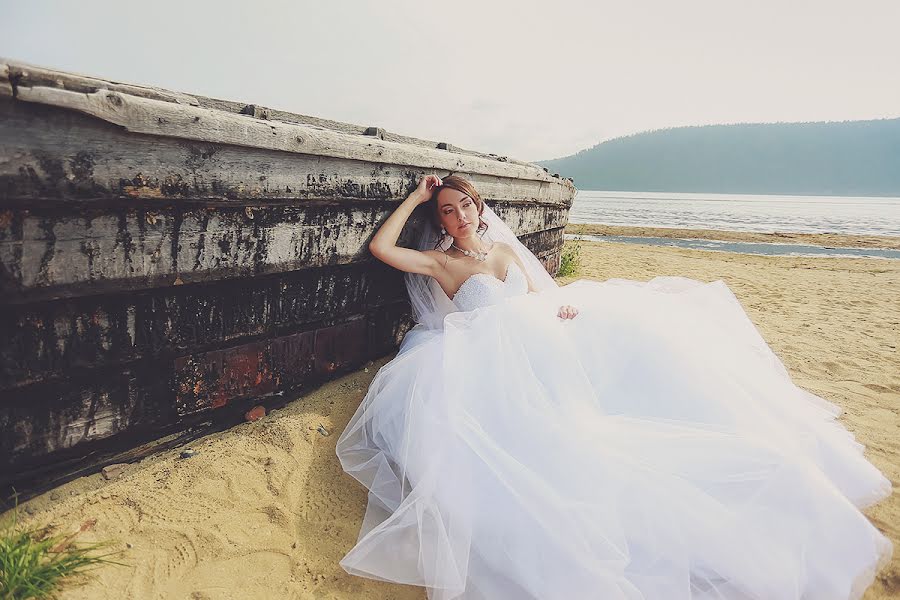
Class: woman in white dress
336,174,892,600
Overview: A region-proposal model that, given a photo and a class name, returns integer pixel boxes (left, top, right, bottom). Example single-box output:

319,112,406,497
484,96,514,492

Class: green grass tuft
1,500,121,600
556,239,582,278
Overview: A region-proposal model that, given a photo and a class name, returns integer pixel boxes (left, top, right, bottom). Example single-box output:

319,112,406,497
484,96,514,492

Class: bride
336,174,892,599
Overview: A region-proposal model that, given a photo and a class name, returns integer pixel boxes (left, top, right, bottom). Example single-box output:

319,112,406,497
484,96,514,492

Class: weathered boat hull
0,60,575,495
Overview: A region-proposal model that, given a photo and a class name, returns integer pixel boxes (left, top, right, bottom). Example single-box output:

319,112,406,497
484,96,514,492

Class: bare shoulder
492,241,530,274
492,242,520,263
491,241,515,255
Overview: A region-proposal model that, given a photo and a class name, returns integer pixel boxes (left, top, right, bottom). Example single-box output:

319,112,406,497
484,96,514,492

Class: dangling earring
440,226,446,236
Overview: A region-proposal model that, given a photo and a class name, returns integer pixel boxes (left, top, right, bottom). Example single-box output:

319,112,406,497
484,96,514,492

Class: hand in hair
369,174,445,277
412,175,443,204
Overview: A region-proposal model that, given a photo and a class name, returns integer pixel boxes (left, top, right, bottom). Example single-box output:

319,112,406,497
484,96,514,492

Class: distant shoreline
572,190,900,200
536,118,900,198
565,223,900,251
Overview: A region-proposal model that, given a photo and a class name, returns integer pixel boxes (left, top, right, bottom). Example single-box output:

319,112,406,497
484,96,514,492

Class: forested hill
535,118,900,196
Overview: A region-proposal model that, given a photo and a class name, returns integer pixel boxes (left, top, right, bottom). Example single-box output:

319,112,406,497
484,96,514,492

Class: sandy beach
9,230,899,600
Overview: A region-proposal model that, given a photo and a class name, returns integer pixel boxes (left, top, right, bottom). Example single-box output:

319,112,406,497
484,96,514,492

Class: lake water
569,191,900,237
565,233,900,260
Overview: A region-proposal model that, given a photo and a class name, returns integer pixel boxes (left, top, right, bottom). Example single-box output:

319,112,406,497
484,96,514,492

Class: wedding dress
336,209,892,600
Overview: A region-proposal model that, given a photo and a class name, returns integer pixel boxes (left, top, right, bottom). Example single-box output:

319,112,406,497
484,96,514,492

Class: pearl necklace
451,242,490,262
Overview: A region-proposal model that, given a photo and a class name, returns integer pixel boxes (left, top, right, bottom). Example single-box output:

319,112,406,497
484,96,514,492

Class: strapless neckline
449,262,516,302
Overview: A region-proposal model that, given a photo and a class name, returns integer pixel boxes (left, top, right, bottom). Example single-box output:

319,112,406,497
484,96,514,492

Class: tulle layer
336,277,892,600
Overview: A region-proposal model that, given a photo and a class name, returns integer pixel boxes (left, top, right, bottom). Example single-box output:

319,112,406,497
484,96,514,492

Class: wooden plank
0,200,567,302
199,99,540,170
519,226,565,259
13,84,564,183
313,317,367,376
0,64,12,98
5,60,199,105
1,226,557,390
175,332,308,415
0,363,172,471
3,60,543,173
0,100,574,205
1,223,558,390
1,262,407,389
540,251,561,275
0,203,390,301
492,203,569,240
174,317,374,416
1,426,210,506
367,301,416,356
0,307,410,471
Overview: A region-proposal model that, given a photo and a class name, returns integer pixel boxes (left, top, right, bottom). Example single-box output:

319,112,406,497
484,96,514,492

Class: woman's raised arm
369,175,444,276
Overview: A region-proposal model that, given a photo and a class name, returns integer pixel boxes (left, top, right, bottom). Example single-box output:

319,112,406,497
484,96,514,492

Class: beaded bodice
451,262,529,312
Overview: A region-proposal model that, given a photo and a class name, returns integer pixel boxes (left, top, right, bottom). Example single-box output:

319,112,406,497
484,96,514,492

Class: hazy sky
4,0,899,162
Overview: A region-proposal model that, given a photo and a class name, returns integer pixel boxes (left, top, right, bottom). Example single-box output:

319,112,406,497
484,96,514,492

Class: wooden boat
0,60,576,496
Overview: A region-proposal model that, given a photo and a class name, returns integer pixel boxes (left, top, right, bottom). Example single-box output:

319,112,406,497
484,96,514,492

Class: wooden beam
0,226,561,391
0,307,412,473
0,200,566,302
0,64,12,98
3,58,199,105
3,59,548,172
14,85,561,183
1,262,407,389
0,100,574,205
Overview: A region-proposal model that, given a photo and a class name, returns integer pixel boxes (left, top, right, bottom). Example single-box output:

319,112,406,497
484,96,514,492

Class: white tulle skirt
336,277,892,600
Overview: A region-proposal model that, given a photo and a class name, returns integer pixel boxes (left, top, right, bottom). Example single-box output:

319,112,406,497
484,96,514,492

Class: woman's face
435,188,480,239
